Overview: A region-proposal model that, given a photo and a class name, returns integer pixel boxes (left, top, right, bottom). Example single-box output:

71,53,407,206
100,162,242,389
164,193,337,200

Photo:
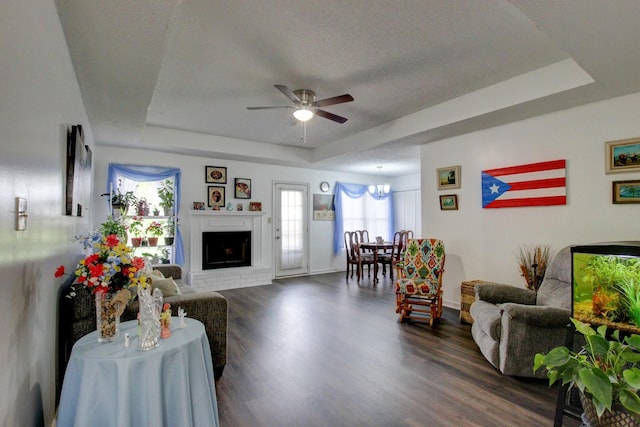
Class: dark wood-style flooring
215,272,579,427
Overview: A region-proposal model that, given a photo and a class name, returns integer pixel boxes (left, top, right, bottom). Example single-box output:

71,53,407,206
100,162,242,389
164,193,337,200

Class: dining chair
344,231,374,282
378,231,403,280
394,238,446,326
354,230,371,255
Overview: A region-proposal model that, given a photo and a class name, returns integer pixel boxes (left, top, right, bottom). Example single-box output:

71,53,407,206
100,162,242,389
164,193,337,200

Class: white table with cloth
57,317,219,427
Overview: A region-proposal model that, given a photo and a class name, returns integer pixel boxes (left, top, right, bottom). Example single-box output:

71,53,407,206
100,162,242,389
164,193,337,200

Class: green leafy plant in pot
111,182,137,216
534,317,640,425
157,179,174,216
164,218,175,245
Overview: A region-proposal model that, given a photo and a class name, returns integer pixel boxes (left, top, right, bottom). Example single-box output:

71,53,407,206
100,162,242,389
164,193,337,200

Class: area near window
107,164,184,265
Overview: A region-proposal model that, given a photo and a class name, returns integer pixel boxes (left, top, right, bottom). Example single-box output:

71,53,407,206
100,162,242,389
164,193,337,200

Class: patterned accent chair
394,238,446,326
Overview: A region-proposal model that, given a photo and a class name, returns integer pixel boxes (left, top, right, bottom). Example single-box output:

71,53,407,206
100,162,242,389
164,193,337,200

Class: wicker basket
580,393,640,427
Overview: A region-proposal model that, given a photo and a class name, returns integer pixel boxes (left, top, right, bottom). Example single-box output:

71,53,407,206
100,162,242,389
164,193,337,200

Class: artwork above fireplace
202,231,251,270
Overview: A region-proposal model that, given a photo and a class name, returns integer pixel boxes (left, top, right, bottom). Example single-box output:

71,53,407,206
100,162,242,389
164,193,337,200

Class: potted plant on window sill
111,190,137,217
145,221,163,247
534,317,640,426
158,179,174,216
127,216,144,247
164,219,175,246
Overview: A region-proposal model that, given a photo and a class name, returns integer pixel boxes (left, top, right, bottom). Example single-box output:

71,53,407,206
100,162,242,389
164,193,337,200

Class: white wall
0,1,93,425
92,141,383,277
392,172,421,236
422,91,640,309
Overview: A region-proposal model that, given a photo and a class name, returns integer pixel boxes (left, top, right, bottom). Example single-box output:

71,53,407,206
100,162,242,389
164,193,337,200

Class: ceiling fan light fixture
293,107,314,122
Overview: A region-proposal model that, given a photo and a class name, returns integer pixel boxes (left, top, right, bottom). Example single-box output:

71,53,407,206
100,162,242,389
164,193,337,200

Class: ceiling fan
247,84,354,124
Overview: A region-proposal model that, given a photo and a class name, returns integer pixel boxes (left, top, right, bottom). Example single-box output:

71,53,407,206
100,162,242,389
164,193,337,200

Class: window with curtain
107,164,184,265
333,182,394,254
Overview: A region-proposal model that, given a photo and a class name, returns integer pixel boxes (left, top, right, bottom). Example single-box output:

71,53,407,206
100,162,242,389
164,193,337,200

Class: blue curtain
333,182,394,254
107,164,184,265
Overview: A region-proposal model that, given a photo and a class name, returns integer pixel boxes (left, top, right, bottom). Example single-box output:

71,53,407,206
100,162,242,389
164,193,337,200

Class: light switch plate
15,197,27,231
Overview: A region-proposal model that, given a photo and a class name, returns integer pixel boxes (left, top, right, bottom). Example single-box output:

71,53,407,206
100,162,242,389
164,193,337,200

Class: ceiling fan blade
274,84,300,103
315,109,348,124
246,106,293,110
313,94,354,108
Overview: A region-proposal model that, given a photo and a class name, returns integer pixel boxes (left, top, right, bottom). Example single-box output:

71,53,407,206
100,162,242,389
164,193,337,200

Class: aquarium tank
572,243,640,334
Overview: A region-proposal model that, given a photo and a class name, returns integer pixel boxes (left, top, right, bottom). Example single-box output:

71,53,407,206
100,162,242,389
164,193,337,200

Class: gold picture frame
605,137,640,174
436,165,461,190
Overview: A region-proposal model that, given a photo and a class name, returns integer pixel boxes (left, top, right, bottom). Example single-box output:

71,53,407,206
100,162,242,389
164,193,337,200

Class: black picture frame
234,178,251,199
439,194,458,210
205,166,227,184
612,179,640,204
208,186,225,207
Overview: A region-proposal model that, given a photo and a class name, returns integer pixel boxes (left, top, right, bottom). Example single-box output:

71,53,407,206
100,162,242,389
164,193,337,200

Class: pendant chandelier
368,165,390,198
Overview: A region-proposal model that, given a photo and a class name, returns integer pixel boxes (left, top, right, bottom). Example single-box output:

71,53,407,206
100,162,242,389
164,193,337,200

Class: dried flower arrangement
516,244,552,291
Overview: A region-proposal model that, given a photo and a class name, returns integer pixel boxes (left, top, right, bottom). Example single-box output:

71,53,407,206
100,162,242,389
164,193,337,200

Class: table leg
373,250,379,283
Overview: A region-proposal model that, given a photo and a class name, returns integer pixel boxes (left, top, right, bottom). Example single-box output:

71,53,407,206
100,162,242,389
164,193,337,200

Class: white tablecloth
57,317,219,427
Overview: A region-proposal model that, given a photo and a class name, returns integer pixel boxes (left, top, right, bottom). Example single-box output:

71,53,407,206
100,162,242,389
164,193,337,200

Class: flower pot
580,392,640,427
131,237,143,247
96,292,120,343
147,237,158,247
162,207,173,216
164,237,174,246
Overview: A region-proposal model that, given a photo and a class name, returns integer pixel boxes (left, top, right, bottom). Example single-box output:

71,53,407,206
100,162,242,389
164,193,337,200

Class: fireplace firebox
202,231,251,270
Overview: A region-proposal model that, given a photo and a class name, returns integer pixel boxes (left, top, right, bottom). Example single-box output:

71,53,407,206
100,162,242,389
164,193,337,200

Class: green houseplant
99,216,127,239
534,317,640,423
164,218,175,245
111,184,137,216
157,179,174,216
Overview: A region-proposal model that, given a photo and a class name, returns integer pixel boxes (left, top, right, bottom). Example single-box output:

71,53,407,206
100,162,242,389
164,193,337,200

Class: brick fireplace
188,211,272,291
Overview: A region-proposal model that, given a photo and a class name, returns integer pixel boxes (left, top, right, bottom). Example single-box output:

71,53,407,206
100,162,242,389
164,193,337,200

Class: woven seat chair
394,238,446,326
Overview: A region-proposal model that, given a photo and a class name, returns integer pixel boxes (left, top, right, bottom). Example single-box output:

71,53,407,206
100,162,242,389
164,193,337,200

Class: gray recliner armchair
469,246,571,378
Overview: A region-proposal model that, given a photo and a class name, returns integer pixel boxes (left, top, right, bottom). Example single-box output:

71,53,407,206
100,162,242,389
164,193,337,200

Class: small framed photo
237,203,243,211
234,178,251,199
605,138,640,174
208,186,225,208
205,166,227,183
436,165,461,190
249,202,262,211
192,201,205,210
439,194,458,210
613,180,640,204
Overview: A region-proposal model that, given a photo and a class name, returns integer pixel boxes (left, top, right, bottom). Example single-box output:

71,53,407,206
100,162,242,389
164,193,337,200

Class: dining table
359,241,396,283
57,317,219,427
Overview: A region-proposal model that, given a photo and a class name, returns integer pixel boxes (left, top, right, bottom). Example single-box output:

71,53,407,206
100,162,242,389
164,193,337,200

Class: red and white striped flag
481,159,566,208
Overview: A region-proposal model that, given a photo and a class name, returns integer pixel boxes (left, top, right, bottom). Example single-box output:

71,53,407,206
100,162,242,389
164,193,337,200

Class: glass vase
95,292,120,342
137,287,163,351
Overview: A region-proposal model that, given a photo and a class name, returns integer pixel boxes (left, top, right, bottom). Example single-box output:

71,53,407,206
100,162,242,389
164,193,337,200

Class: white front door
274,182,309,277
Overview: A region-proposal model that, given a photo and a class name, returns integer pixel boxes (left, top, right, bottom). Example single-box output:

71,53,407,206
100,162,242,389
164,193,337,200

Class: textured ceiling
54,0,640,176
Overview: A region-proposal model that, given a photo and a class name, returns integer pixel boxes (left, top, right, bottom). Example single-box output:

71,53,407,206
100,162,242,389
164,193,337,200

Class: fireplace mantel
188,210,271,290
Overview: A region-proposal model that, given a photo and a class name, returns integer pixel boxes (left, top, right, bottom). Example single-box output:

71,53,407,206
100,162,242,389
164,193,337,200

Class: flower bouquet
56,233,148,341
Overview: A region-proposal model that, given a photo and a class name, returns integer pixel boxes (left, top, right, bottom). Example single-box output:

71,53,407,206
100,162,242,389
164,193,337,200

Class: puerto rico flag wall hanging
481,159,566,208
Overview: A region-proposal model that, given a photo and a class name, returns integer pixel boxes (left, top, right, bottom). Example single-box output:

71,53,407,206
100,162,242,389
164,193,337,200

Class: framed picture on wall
234,178,251,199
436,165,461,190
208,186,225,208
205,166,227,183
612,179,640,204
605,137,640,174
439,194,458,210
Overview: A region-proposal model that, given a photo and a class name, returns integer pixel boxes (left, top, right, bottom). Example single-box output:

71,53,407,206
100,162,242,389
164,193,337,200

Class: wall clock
319,181,330,192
